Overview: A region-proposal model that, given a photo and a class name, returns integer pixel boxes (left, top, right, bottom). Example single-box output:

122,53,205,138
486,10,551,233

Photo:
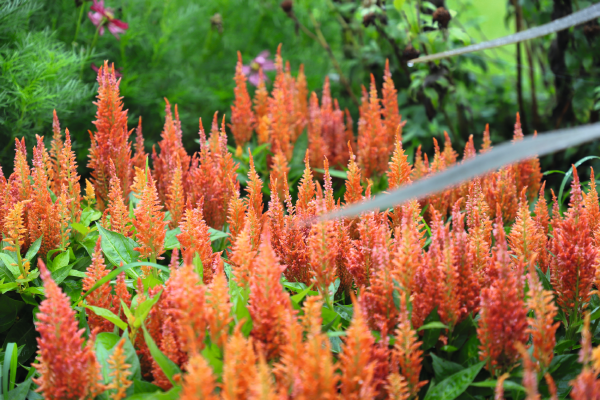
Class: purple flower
241,50,276,87
88,0,129,40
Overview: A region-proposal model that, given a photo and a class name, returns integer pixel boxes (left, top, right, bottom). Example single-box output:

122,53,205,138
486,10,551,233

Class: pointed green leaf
0,253,20,279
164,228,181,250
96,224,141,271
424,361,485,400
84,305,128,330
141,324,181,386
24,236,42,262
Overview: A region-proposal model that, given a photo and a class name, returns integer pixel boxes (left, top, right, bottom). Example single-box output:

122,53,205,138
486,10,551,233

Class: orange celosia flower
307,220,338,305
49,110,63,194
584,167,600,240
246,152,264,219
358,75,388,178
293,64,309,142
152,316,186,390
512,114,542,202
386,373,410,400
221,324,258,400
269,150,290,202
465,180,493,286
227,190,247,245
165,158,185,229
205,261,232,349
249,352,279,400
484,165,518,222
307,91,326,170
2,201,28,254
392,309,427,398
248,229,293,360
339,296,377,399
13,137,32,204
515,343,541,400
133,173,167,263
508,190,543,266
188,116,239,230
88,61,131,210
165,256,207,355
526,257,559,370
177,205,218,284
297,296,338,399
29,136,61,257
348,213,390,288
570,313,600,399
231,51,256,154
33,259,102,399
82,237,116,332
106,161,130,236
106,338,133,400
477,215,528,376
59,129,81,221
56,187,72,251
550,167,596,319
152,100,191,204
267,47,293,161
381,59,404,154
387,136,413,228
180,353,219,400
533,182,550,272
253,68,269,123
344,145,365,206
131,116,147,172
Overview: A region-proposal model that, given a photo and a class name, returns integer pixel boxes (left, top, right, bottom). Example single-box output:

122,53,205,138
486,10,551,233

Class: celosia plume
181,353,219,400
177,205,218,284
33,259,102,399
88,60,131,209
133,172,167,263
231,51,256,154
106,161,131,236
106,339,133,400
222,324,257,400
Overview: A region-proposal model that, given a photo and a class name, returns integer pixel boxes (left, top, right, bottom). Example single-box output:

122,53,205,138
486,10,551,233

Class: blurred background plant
1,0,600,188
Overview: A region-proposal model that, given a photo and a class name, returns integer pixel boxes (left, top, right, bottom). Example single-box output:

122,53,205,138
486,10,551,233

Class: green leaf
164,228,181,250
431,353,463,382
6,376,32,400
50,251,70,272
0,253,20,279
121,300,135,327
24,236,42,262
202,343,223,377
0,296,24,333
95,332,141,390
209,228,229,242
133,379,161,394
127,386,181,400
393,0,406,11
51,265,74,285
291,283,315,305
3,342,17,392
471,379,526,392
81,209,102,227
0,282,19,294
142,324,181,386
418,321,450,331
282,281,307,292
421,310,442,350
84,305,128,330
314,168,348,179
79,261,168,304
71,222,91,236
2,317,37,363
424,361,485,400
134,290,163,329
555,339,575,353
97,224,141,272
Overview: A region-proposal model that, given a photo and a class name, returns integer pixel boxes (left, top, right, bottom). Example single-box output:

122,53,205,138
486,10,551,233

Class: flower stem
73,3,85,44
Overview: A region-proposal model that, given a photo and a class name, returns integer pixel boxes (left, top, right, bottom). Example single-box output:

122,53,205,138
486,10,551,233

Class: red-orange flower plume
231,51,256,154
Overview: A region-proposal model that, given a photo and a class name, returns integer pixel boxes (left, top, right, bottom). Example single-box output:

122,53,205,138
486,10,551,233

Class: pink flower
241,50,276,86
88,0,129,40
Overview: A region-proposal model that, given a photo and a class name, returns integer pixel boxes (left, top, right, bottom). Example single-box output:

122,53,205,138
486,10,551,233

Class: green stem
73,4,85,44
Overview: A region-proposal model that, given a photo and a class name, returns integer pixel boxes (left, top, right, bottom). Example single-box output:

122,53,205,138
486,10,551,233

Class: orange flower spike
514,343,541,400
494,373,509,400
481,124,492,153
131,116,147,171
60,129,81,220
88,61,131,209
451,200,481,321
392,310,427,398
33,259,102,400
165,159,185,229
248,230,292,360
246,151,264,218
253,68,269,122
222,324,258,400
465,180,493,283
133,174,167,263
533,182,550,271
300,296,338,399
550,166,596,318
339,296,377,400
56,187,72,251
206,261,232,349
569,313,600,399
386,374,410,400
249,354,279,400
344,145,364,205
13,138,31,202
106,161,130,236
82,237,115,332
307,91,326,170
165,256,207,355
231,52,256,154
358,74,387,178
387,135,412,189
113,272,131,320
382,59,403,152
508,190,542,266
2,201,28,253
477,218,528,376
584,167,600,238
272,312,303,396
106,339,133,400
296,152,316,217
526,257,559,370
49,110,63,193
269,150,290,202
391,209,424,306
180,353,219,400
227,191,247,248
177,206,217,284
307,220,337,305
